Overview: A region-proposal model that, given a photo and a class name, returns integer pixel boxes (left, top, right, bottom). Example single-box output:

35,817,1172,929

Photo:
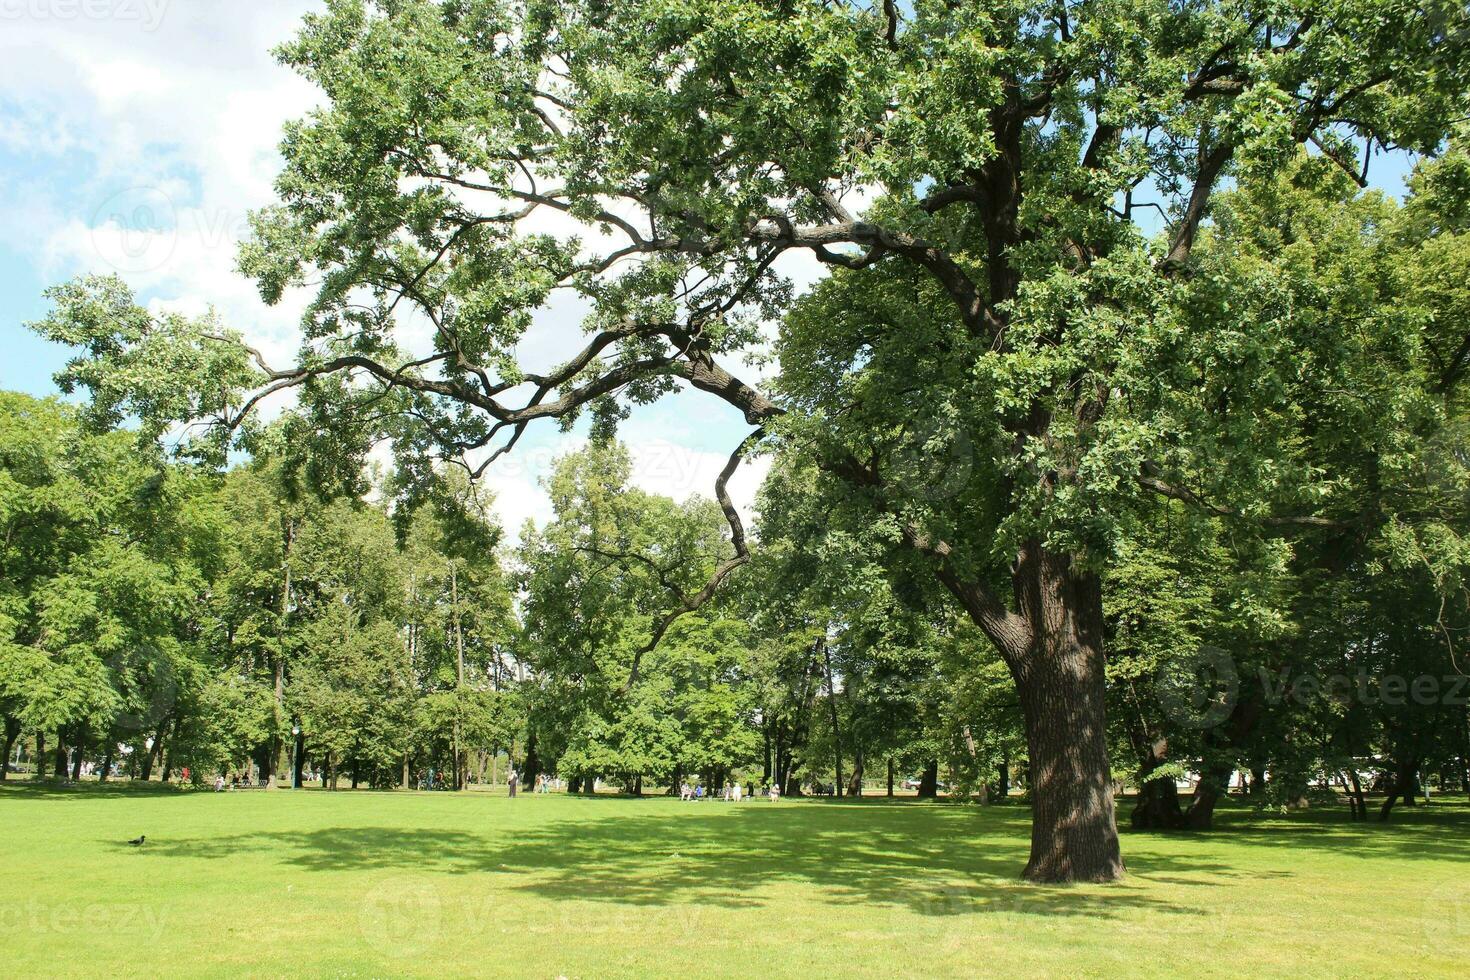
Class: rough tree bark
1005,549,1124,882
846,752,864,798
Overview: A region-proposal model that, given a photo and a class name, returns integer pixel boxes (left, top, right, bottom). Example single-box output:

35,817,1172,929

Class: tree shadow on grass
0,780,186,801
114,801,1228,920
1119,798,1470,864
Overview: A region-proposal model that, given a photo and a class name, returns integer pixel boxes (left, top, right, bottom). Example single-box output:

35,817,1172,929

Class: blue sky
0,2,768,530
0,2,1425,529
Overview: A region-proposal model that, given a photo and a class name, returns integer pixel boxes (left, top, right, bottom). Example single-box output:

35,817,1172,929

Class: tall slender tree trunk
70,728,85,782
53,728,68,780
820,636,842,797
269,517,294,790
1461,712,1469,797
99,747,114,784
0,717,18,781
1341,769,1368,821
35,731,47,780
451,561,465,791
886,757,894,797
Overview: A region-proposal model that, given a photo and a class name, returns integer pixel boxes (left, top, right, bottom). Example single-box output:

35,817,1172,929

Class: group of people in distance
679,780,781,802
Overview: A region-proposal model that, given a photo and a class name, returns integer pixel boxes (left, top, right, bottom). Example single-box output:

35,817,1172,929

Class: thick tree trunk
1009,552,1124,883
1250,766,1267,796
846,751,864,797
1016,666,1124,880
916,760,939,799
522,735,541,793
1184,766,1230,830
1379,756,1420,821
35,731,47,780
99,747,114,784
1130,738,1186,830
995,752,1010,801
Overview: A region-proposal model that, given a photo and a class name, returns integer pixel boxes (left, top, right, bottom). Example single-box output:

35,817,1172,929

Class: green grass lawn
2,782,1467,978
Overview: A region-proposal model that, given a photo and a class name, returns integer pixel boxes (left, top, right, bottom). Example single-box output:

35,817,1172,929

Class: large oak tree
32,1,1470,880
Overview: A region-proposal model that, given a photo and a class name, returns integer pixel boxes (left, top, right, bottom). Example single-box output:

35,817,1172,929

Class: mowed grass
2,783,1468,978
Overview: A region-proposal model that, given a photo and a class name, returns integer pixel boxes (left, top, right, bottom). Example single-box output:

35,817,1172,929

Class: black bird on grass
126,835,146,847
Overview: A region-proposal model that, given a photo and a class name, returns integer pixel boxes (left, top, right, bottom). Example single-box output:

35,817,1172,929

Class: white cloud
3,1,806,543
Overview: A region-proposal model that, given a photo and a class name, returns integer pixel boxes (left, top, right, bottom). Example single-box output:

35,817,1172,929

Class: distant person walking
769,783,780,802
507,766,518,798
733,782,743,803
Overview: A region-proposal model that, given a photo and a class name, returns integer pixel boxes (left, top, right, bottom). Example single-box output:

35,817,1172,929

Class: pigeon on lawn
127,835,146,847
